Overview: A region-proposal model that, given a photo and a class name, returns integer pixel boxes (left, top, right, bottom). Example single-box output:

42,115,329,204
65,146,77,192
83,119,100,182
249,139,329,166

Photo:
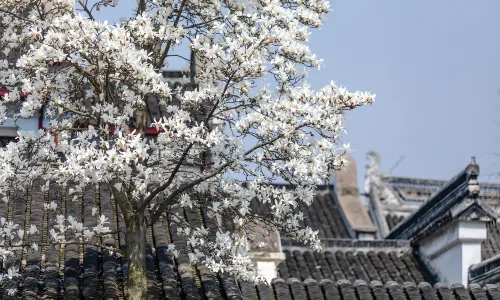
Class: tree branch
110,180,132,222
0,8,33,23
136,0,147,16
138,72,236,212
155,0,187,70
77,0,95,20
57,104,97,121
148,123,307,224
183,17,224,29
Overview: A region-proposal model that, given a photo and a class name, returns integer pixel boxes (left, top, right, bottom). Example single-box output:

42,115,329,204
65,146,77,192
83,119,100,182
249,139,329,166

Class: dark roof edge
389,176,448,186
268,278,500,300
409,200,497,243
469,253,500,285
387,157,479,239
389,176,500,189
281,238,411,249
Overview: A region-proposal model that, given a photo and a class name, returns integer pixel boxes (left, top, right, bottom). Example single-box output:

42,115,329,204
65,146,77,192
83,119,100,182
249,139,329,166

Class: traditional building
365,151,500,287
0,161,495,299
1,152,500,299
3,62,500,298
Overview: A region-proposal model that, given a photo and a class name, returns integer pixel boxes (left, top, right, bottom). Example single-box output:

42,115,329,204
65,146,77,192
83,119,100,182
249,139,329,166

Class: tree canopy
0,0,374,298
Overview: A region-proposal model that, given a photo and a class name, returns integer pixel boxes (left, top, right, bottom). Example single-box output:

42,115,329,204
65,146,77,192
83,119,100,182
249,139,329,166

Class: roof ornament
364,151,400,205
467,156,481,196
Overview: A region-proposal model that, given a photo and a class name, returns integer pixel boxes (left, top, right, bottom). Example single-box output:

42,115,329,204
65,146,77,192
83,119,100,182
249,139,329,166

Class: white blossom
0,0,374,285
7,288,17,296
29,224,38,235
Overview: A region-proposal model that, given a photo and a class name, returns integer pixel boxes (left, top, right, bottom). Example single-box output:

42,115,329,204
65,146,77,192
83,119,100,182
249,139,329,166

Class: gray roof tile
3,180,495,299
278,249,429,284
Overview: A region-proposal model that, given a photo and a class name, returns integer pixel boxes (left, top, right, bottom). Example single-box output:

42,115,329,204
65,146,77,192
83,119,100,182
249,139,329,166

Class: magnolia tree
0,0,374,298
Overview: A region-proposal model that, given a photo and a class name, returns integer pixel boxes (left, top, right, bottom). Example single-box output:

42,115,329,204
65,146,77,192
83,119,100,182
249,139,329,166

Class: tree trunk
125,215,147,300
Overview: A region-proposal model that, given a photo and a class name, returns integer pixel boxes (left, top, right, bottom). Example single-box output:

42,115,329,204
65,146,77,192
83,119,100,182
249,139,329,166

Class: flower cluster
47,203,112,243
0,215,37,295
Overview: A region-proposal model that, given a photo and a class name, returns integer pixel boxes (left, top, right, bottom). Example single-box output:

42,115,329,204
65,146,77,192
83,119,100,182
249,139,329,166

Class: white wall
250,252,286,284
358,232,376,240
418,221,486,285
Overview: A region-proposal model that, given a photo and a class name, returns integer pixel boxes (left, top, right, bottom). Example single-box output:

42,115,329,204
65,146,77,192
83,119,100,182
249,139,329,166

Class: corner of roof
387,157,482,240
450,199,497,222
469,252,500,285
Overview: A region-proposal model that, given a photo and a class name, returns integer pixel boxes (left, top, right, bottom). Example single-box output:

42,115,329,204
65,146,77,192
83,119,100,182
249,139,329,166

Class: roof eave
387,157,480,240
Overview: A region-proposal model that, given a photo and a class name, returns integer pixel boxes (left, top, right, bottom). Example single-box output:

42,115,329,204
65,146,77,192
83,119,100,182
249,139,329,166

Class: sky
97,1,500,191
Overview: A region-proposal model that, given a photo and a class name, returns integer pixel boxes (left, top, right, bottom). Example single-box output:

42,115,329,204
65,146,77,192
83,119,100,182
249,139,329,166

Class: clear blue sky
98,1,500,189
308,0,500,190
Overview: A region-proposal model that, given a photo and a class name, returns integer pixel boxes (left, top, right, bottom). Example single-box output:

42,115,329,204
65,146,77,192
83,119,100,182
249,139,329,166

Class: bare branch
136,0,147,16
183,17,224,29
57,104,97,121
77,0,95,20
155,0,187,69
0,8,33,23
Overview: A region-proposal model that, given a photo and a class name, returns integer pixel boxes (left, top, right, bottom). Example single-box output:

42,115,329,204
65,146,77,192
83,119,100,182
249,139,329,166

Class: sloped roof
469,252,500,285
3,178,487,299
387,158,497,241
250,185,352,239
278,248,428,284
385,214,405,231
483,223,500,260
300,189,352,239
246,279,500,300
0,180,372,299
382,175,500,260
0,181,247,299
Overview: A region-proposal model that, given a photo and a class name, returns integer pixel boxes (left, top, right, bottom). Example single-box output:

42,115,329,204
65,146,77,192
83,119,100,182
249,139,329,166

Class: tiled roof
388,177,445,192
0,180,358,299
469,252,500,285
386,159,499,241
251,185,351,239
388,177,443,202
301,191,351,239
383,175,500,260
0,181,245,299
4,179,482,299
247,279,500,300
483,223,500,260
277,249,429,284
